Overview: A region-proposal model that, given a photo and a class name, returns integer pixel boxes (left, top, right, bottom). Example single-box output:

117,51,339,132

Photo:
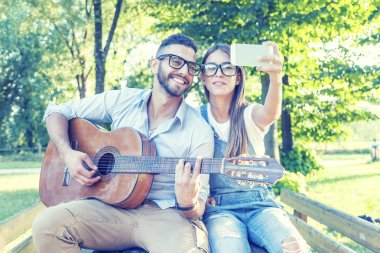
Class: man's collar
139,89,187,126
175,97,187,125
138,89,152,108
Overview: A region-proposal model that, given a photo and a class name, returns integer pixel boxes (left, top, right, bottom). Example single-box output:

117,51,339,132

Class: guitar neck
93,155,284,184
106,156,224,174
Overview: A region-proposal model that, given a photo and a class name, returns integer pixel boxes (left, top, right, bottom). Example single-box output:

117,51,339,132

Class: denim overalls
200,104,306,253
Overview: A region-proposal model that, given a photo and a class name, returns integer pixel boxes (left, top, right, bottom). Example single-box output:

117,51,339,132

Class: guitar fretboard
96,156,225,174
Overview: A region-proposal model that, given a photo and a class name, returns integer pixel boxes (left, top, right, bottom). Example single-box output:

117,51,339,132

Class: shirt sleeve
244,104,268,156
188,122,214,202
43,90,120,124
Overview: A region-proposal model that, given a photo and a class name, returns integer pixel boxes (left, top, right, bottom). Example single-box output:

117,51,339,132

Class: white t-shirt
205,103,268,156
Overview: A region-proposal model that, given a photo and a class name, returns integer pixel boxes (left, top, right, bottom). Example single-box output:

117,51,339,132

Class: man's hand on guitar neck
175,156,206,220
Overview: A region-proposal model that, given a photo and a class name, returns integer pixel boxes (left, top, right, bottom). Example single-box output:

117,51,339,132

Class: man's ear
150,58,159,74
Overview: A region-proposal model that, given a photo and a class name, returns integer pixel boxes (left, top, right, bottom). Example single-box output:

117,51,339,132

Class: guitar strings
89,156,273,171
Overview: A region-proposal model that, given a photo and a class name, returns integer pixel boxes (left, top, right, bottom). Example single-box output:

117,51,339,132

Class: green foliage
280,146,323,176
0,0,159,148
0,0,61,148
1,0,380,152
274,172,307,195
0,152,43,162
283,50,379,143
143,0,380,145
126,64,153,89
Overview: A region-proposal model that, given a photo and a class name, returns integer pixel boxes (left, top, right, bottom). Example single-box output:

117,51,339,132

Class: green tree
93,0,123,94
0,0,62,148
0,1,164,149
142,0,380,164
32,0,125,97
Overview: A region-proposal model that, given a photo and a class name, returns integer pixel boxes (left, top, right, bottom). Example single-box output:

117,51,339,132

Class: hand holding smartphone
231,43,274,67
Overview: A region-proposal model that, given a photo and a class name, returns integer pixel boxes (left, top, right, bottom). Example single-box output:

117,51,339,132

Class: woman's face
202,49,240,98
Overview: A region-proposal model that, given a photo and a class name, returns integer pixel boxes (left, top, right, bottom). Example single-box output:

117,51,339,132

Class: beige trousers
32,199,209,253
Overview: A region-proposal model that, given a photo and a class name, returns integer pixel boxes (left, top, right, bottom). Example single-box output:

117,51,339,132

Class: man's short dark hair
156,34,197,56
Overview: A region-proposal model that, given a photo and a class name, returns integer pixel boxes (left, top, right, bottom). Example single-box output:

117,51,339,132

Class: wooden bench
0,202,45,253
2,190,379,253
280,188,380,253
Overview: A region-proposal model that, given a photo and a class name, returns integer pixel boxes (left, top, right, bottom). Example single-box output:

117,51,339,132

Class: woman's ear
200,74,206,85
235,72,241,85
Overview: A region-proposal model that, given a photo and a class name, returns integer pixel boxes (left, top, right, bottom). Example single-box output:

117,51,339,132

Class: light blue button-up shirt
44,87,214,209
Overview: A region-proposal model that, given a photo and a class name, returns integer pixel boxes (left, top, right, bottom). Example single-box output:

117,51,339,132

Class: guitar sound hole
98,153,115,175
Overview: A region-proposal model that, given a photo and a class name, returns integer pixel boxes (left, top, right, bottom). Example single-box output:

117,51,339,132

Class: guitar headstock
222,156,285,185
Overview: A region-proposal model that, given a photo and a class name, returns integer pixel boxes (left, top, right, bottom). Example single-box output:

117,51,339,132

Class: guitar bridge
61,140,78,186
62,167,71,186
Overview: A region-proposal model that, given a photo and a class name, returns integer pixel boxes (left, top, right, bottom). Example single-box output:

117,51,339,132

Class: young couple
32,34,309,253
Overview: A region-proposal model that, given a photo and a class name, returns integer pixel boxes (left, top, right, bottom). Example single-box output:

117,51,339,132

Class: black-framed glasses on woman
156,54,201,76
201,63,238,77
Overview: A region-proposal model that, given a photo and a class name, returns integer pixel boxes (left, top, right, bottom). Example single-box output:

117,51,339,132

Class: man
32,34,214,253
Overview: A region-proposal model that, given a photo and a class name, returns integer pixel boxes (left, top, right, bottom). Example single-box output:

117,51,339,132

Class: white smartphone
231,43,274,67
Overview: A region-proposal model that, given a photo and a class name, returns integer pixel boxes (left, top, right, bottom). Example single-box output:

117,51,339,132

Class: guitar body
40,118,156,208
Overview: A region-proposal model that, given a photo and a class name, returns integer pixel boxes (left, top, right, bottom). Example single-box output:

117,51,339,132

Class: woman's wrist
269,73,282,85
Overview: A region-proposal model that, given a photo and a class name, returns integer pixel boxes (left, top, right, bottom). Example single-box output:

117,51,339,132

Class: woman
199,43,309,253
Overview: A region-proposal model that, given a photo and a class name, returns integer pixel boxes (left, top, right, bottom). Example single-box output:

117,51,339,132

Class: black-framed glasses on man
156,54,200,76
201,63,238,77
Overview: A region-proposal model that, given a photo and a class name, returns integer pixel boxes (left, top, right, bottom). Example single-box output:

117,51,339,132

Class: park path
0,168,40,174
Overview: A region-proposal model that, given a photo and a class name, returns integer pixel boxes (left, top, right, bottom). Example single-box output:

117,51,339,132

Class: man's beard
157,63,191,97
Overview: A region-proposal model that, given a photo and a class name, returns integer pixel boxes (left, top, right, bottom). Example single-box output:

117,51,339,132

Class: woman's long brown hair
201,45,248,158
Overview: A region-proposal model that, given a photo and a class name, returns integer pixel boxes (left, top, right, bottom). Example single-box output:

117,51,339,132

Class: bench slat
2,230,34,253
17,239,36,253
0,202,45,248
281,189,380,252
288,214,356,253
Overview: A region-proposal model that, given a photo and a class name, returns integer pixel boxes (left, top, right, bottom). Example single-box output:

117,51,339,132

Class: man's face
155,44,197,97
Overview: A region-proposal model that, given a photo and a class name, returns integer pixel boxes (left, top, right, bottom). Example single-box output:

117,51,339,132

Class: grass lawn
309,154,379,218
0,153,43,169
0,173,40,221
0,161,42,169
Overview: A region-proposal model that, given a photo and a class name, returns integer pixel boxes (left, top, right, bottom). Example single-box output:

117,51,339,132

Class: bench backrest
2,191,379,253
280,188,380,253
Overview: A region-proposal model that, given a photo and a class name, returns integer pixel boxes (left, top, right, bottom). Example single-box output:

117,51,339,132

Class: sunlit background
0,1,379,252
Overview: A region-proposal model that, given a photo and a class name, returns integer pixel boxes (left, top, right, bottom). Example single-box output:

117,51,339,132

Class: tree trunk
281,74,293,153
93,0,123,95
94,0,105,94
281,110,293,152
76,74,86,99
265,123,280,160
23,96,34,148
261,74,280,160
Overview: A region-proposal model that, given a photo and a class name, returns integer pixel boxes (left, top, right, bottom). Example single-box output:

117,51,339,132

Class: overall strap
200,104,220,139
200,104,210,123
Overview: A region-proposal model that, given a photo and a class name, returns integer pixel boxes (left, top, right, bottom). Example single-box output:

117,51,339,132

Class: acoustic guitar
40,118,285,209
